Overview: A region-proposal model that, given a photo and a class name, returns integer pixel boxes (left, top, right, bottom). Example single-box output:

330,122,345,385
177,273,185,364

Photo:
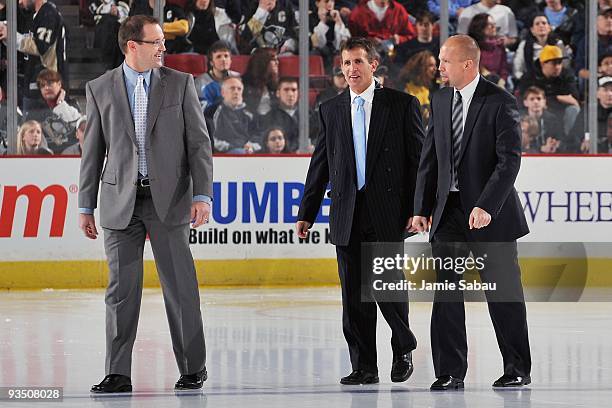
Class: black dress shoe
175,368,207,390
90,374,132,393
492,374,531,388
391,352,414,382
430,375,464,391
340,370,380,385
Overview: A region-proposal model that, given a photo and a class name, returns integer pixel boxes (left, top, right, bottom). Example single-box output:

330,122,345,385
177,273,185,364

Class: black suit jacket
298,86,424,246
414,77,529,242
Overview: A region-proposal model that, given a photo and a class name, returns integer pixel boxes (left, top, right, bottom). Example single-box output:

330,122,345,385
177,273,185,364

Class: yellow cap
539,45,564,64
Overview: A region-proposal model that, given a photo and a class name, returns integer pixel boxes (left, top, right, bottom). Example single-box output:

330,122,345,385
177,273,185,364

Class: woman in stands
513,12,568,81
187,0,237,54
468,13,509,88
263,126,288,154
399,50,438,125
242,48,280,117
16,120,53,155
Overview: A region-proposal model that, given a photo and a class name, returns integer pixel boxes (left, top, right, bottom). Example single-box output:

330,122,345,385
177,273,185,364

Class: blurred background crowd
1,0,611,156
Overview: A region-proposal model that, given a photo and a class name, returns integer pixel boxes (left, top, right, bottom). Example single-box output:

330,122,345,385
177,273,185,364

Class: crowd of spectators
1,0,612,155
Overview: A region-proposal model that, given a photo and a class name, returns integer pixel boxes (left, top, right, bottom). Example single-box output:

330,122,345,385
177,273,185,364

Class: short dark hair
208,40,231,60
340,37,379,63
415,10,436,24
36,69,62,88
523,86,545,99
278,76,299,87
118,15,160,54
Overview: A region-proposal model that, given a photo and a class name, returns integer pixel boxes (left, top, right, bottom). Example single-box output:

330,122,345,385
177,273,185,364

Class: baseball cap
539,45,566,64
598,76,612,87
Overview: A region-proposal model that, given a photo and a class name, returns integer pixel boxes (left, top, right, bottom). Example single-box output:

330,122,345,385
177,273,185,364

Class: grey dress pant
102,189,206,377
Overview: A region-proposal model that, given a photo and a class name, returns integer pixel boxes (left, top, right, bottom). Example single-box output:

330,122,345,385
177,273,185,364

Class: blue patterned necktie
353,96,366,190
134,74,148,177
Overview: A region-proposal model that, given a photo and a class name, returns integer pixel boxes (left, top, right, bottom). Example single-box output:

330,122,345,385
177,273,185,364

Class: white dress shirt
450,74,480,192
349,80,376,143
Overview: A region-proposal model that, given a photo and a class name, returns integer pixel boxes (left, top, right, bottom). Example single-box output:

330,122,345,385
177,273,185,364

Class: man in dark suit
79,15,212,393
412,35,532,390
296,37,424,385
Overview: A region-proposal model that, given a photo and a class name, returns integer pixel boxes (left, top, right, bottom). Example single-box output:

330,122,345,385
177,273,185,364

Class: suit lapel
442,87,453,165
338,90,357,184
145,68,166,139
365,88,389,183
114,67,137,146
458,77,486,164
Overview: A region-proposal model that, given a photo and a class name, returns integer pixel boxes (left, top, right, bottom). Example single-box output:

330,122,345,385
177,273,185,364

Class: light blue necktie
134,74,148,177
353,96,366,190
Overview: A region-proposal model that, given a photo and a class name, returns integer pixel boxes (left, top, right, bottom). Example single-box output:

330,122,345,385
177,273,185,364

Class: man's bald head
438,35,481,89
444,35,481,65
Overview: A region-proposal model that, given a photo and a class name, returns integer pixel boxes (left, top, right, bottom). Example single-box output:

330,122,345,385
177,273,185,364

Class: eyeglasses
133,38,165,47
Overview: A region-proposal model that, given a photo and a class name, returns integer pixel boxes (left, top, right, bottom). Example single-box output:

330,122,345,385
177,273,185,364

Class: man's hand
296,220,312,239
540,137,560,153
191,201,211,228
556,94,579,107
57,88,66,104
469,207,491,229
79,213,99,239
411,216,430,233
405,216,417,233
330,9,342,25
259,0,275,12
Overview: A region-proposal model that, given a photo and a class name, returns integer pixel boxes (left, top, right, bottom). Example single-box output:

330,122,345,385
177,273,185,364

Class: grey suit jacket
78,66,213,229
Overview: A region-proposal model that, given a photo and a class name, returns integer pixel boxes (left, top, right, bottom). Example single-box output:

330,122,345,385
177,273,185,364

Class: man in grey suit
78,15,213,393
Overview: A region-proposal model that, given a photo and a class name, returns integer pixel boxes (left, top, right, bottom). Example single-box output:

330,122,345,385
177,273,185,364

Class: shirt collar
350,79,376,106
455,74,480,102
123,62,152,88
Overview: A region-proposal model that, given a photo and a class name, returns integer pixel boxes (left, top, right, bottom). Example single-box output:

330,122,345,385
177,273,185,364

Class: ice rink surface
1,288,611,407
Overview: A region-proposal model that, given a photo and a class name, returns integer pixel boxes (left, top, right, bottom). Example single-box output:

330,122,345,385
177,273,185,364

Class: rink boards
1,156,611,288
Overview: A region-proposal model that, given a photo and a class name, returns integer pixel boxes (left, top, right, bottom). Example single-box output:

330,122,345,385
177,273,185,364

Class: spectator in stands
468,13,508,87
263,126,288,153
194,41,239,109
571,76,612,153
348,0,416,61
520,115,541,153
399,50,437,124
315,66,348,106
574,8,612,79
600,52,612,77
520,45,580,135
394,10,440,69
260,76,299,152
457,0,518,48
238,0,299,55
62,116,86,155
521,85,566,152
0,0,68,107
212,76,260,153
427,0,475,35
16,120,52,155
24,69,81,154
309,0,351,73
186,0,220,55
513,13,566,81
541,0,578,46
129,0,190,53
243,47,280,116
90,0,129,70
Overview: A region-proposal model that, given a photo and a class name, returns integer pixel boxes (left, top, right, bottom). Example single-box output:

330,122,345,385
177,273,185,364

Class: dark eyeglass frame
132,39,165,47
